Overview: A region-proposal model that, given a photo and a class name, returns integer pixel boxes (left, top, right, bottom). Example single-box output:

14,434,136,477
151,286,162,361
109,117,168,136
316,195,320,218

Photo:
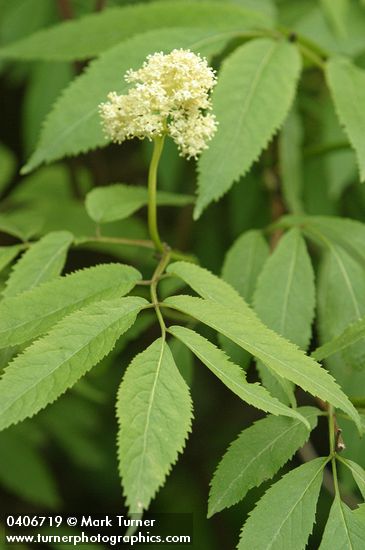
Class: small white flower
99,49,218,158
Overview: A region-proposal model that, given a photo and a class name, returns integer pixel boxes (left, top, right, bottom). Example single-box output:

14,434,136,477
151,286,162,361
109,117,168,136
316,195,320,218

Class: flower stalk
148,135,165,253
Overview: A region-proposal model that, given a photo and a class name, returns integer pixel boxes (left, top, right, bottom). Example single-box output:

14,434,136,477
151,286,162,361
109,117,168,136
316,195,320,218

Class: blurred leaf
23,61,73,155
164,295,361,430
320,0,348,37
86,184,193,223
169,325,309,423
279,108,304,213
0,1,271,61
195,38,301,218
238,458,326,550
294,4,365,57
22,27,238,174
0,0,55,47
117,338,192,512
0,297,146,430
326,58,365,182
0,263,141,348
3,230,73,297
208,406,319,516
0,427,60,508
319,497,365,549
39,393,106,471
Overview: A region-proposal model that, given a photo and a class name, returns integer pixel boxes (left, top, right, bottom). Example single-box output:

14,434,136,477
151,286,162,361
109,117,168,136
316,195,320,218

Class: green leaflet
253,229,315,404
276,214,365,267
317,246,365,374
238,458,327,550
163,295,361,431
0,297,146,430
86,184,193,224
0,1,271,61
313,317,365,362
166,260,250,313
278,107,304,214
208,407,319,517
22,27,245,174
220,229,269,368
3,231,73,297
0,263,141,349
0,245,23,274
0,427,60,508
117,338,193,513
339,458,365,500
169,325,308,425
195,38,302,218
319,497,365,549
0,209,43,240
326,58,365,182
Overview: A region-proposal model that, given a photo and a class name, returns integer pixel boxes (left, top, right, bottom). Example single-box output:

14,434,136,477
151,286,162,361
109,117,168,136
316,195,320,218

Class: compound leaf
0,297,146,430
117,338,193,512
238,458,327,550
3,231,73,297
195,38,301,218
0,263,141,348
209,406,319,516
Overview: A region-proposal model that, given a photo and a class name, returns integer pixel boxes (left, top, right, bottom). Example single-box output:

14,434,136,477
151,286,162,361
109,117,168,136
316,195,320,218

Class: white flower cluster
99,49,218,158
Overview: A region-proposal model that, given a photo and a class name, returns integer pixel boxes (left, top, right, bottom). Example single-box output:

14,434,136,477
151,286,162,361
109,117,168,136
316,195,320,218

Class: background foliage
1,0,365,549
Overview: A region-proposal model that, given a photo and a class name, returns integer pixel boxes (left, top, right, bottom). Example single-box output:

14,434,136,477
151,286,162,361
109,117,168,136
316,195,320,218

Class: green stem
328,404,340,496
150,246,171,336
148,135,166,252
